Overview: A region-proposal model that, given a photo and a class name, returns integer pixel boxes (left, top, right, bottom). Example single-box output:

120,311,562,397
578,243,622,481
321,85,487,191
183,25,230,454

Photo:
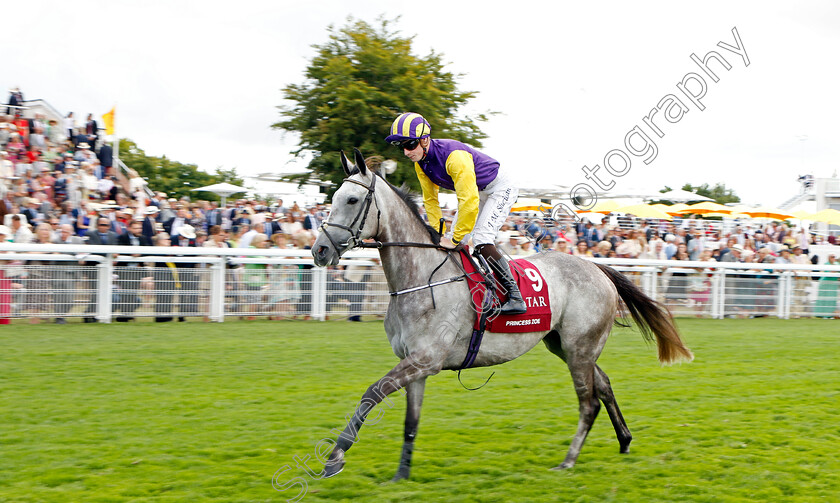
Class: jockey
385,112,527,315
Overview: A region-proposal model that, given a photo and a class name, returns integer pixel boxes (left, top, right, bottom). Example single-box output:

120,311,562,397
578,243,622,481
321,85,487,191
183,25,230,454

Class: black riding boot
477,244,527,315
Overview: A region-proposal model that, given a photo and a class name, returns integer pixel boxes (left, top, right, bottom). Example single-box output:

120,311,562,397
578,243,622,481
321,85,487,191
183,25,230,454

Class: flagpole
112,103,118,179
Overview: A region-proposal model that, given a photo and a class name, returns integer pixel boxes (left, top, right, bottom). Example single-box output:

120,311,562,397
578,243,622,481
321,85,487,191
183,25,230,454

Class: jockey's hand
439,237,464,250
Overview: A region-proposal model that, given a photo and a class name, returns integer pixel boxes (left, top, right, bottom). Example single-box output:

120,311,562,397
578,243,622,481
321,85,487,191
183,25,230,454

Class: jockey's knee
475,243,502,262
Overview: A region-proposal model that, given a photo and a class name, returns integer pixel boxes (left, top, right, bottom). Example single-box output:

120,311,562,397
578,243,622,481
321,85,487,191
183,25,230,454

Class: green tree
653,183,741,205
119,138,244,201
681,183,740,204
272,16,490,195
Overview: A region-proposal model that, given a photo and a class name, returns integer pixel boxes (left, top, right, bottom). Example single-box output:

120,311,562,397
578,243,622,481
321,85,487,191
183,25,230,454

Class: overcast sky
6,0,839,206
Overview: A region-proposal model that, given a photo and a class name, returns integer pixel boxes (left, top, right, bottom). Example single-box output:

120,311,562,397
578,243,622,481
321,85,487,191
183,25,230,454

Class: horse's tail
595,263,694,365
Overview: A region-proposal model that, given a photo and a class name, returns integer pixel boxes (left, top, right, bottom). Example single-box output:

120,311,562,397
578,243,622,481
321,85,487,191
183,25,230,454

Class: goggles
391,138,421,150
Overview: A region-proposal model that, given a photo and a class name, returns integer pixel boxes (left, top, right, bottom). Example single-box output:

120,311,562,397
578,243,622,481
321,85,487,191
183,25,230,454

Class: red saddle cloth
459,251,552,333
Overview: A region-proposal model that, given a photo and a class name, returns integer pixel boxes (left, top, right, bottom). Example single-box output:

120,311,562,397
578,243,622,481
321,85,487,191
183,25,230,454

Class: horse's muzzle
313,244,339,267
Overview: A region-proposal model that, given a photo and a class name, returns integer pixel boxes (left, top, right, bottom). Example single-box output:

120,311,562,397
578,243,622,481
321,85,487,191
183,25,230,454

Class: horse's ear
340,150,352,176
353,148,367,176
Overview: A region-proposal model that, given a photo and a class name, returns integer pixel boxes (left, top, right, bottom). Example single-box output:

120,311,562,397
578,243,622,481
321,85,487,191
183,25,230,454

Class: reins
318,173,470,299
320,169,496,390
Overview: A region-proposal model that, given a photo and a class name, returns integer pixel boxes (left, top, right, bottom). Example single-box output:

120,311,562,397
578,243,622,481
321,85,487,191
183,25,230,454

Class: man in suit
171,224,198,321
114,219,150,321
52,224,85,324
142,206,159,241
204,202,221,232
85,114,99,149
86,217,119,246
264,213,282,239
222,202,237,229
21,198,41,226
163,206,189,238
97,142,113,177
84,217,119,322
111,208,132,235
302,207,320,235
5,87,23,115
720,244,746,317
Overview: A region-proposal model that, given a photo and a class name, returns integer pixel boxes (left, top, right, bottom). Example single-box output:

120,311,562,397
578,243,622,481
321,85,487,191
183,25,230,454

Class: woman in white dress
280,212,303,237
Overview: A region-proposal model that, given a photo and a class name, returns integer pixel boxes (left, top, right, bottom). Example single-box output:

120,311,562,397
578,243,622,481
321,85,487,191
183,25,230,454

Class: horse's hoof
620,438,632,454
323,449,345,479
323,459,345,478
390,471,409,482
550,461,575,471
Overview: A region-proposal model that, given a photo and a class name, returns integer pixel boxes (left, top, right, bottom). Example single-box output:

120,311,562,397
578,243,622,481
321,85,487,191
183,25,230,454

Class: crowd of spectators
1,88,836,261
1,87,838,322
0,89,330,251
499,216,835,264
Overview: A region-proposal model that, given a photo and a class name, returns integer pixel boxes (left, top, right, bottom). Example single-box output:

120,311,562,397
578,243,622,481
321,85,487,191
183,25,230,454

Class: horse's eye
348,197,359,205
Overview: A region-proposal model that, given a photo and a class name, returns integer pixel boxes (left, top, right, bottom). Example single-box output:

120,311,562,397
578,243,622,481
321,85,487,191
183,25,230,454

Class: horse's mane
386,178,441,243
351,168,440,243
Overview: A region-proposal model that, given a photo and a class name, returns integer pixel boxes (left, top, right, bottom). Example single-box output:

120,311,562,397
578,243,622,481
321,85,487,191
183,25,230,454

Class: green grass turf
1,319,838,502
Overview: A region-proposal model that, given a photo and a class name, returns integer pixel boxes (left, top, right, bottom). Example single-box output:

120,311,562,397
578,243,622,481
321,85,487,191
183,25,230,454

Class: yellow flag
102,106,116,135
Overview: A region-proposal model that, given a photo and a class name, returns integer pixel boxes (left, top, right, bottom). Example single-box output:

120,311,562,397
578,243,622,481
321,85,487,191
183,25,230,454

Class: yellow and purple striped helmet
384,112,431,144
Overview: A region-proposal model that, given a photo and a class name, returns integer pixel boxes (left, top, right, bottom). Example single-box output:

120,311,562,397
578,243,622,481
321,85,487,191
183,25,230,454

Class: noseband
318,174,381,253
318,172,474,301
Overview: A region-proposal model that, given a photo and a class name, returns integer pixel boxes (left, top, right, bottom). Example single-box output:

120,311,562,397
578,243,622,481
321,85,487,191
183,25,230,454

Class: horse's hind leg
542,330,601,470
594,364,632,454
554,357,601,469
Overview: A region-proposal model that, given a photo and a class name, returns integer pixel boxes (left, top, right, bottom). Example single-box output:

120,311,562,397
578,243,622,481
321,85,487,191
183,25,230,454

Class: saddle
457,249,552,369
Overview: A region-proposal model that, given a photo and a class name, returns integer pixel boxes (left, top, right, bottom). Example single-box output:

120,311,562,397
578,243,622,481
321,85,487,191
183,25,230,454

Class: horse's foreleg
324,356,440,478
594,364,632,454
391,376,426,482
553,360,600,470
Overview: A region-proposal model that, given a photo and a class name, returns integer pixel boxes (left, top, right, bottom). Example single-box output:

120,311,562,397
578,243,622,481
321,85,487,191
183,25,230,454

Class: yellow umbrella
679,201,733,215
615,203,673,221
660,203,689,216
787,210,816,221
725,205,753,218
588,199,624,214
739,206,794,220
511,204,548,213
812,208,840,226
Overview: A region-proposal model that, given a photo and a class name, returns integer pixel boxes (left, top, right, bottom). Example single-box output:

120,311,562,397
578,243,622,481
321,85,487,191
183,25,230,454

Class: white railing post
96,255,114,323
209,257,225,322
641,268,655,298
311,267,327,321
719,270,729,319
710,269,723,319
779,272,793,319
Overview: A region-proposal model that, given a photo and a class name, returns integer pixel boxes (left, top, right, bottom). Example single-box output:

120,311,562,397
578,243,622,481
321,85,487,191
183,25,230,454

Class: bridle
318,174,380,252
317,172,475,299
318,172,446,252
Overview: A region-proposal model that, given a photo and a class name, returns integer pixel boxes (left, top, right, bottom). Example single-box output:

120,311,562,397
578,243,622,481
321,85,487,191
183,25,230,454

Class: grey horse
312,149,693,481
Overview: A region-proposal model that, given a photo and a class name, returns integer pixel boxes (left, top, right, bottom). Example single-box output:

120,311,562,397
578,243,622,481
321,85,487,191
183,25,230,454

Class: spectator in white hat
721,244,744,263
74,142,91,161
142,206,160,241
